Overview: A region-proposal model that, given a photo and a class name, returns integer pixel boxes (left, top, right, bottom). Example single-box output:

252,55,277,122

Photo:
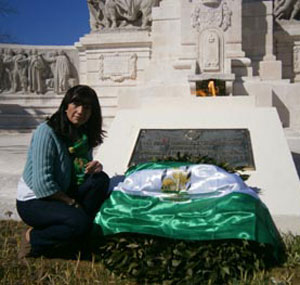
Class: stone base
96,97,300,233
259,60,282,81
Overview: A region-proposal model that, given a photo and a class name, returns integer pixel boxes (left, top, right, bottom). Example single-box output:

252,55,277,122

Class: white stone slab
96,97,300,233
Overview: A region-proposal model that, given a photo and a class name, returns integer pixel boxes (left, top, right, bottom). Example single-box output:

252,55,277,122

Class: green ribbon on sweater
68,134,89,185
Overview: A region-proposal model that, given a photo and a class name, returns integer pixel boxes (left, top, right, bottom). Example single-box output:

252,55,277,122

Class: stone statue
43,51,59,90
274,0,300,20
28,50,46,94
87,0,161,29
87,0,106,30
3,49,14,92
54,50,71,94
12,49,29,93
0,49,4,93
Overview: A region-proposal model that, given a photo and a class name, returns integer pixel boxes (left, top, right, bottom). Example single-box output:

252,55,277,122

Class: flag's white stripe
113,164,259,201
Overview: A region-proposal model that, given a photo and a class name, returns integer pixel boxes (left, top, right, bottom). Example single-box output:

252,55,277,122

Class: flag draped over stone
94,162,283,261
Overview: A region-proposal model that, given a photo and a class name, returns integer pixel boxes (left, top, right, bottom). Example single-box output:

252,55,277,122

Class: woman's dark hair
47,85,105,147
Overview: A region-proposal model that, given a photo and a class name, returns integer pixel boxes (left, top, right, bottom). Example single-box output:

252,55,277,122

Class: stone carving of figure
274,0,300,20
12,49,29,93
0,49,4,93
49,51,59,76
294,46,300,73
221,1,232,31
87,0,161,29
291,0,300,19
43,51,58,90
54,50,71,94
3,49,15,92
87,0,106,30
129,53,137,79
192,0,232,32
28,50,46,94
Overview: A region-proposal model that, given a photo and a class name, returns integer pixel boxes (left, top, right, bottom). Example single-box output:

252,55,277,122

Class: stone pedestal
259,60,282,80
275,21,300,82
75,30,152,128
96,97,300,233
258,1,282,81
75,30,152,87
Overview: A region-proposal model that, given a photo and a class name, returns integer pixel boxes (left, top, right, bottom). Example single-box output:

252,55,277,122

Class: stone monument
76,0,300,233
1,0,300,231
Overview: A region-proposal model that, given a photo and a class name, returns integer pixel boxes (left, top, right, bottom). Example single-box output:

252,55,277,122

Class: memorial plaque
103,54,129,76
129,129,255,170
99,53,137,82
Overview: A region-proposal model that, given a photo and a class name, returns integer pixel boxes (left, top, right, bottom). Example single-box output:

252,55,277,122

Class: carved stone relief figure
43,51,59,90
192,0,233,32
274,0,300,20
0,48,78,94
0,49,4,93
87,0,106,30
12,49,29,93
54,50,71,94
87,0,162,30
3,49,14,92
221,1,232,30
28,49,46,94
129,53,137,79
294,46,300,73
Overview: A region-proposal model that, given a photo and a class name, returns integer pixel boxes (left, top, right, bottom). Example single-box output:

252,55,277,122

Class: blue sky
0,0,90,45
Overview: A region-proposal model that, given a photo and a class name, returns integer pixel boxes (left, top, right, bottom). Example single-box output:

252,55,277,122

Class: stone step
0,94,118,107
0,92,119,129
0,106,118,129
0,102,117,114
0,105,57,116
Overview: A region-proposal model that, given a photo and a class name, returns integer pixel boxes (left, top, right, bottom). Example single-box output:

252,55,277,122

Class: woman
16,85,110,258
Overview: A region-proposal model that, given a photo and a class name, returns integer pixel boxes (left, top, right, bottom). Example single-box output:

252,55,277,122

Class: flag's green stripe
95,192,281,254
125,161,194,176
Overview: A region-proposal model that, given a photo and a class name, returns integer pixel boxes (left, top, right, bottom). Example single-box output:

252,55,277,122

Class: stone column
226,0,253,78
259,0,282,80
226,0,245,59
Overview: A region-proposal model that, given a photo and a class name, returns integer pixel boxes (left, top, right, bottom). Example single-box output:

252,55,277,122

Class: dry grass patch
0,220,132,285
1,219,300,284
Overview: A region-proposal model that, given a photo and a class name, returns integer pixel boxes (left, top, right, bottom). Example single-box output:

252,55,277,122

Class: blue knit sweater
23,122,74,199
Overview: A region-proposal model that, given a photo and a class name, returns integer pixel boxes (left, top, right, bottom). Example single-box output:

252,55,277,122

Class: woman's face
66,102,92,127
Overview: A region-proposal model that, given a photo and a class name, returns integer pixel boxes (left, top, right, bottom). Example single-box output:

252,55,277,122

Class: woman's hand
85,160,103,174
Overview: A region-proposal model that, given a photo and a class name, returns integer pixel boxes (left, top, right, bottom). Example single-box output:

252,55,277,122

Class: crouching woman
16,85,110,258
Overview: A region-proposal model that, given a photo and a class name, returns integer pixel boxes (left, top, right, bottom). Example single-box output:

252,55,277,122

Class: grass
1,219,300,285
0,220,132,285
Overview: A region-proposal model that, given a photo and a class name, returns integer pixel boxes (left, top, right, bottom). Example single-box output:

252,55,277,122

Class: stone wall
0,44,79,95
0,44,81,130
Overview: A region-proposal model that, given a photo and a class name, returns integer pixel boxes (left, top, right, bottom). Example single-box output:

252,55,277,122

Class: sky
0,0,90,46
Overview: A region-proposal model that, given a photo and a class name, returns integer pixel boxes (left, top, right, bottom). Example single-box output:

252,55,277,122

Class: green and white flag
94,162,283,260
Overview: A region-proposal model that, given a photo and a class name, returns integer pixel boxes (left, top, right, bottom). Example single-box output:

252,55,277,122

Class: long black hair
47,85,105,147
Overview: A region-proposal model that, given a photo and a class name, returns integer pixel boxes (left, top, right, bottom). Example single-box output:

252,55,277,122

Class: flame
208,80,217,96
192,80,219,97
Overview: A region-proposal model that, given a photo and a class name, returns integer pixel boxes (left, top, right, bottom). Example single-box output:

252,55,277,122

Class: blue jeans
16,172,110,257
